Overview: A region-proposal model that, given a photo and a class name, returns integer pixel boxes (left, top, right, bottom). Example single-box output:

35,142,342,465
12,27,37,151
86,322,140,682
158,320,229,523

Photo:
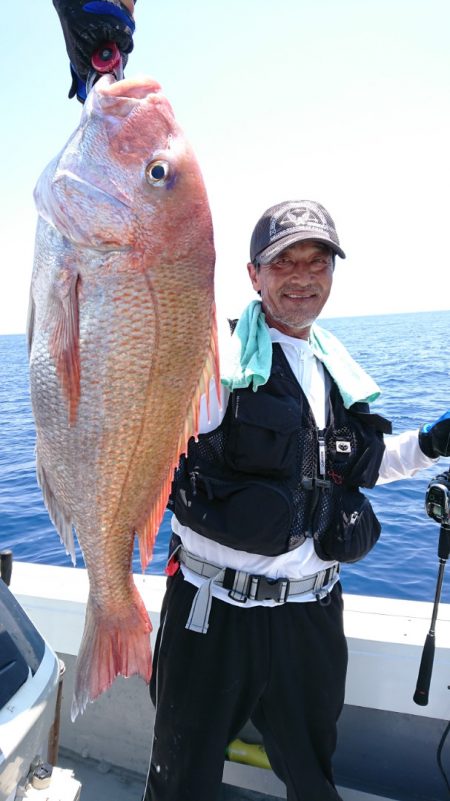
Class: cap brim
257,231,346,263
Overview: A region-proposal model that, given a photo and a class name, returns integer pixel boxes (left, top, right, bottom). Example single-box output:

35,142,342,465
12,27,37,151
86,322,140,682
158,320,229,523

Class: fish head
35,74,214,265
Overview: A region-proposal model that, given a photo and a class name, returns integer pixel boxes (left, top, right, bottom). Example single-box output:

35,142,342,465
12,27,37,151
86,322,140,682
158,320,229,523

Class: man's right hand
419,410,450,459
53,0,135,102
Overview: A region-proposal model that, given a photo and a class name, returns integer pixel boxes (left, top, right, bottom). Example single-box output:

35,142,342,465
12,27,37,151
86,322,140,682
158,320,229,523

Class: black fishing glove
419,410,450,458
53,0,135,102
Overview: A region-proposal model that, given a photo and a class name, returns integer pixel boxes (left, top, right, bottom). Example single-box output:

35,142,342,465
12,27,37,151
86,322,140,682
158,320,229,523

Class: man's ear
247,261,261,292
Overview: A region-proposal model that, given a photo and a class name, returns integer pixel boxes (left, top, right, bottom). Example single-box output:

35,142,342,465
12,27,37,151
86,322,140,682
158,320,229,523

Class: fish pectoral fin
48,271,81,426
26,290,35,356
36,453,76,564
71,584,152,721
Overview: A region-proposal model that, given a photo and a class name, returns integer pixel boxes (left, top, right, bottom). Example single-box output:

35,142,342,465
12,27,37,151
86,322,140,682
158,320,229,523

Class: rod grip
0,550,12,586
413,632,435,706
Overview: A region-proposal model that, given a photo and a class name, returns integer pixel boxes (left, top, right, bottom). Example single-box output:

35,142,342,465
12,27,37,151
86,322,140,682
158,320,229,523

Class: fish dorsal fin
137,304,221,571
48,270,81,426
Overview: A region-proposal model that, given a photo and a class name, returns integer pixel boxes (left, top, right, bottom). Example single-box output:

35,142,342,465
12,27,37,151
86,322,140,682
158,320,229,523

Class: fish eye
145,160,170,186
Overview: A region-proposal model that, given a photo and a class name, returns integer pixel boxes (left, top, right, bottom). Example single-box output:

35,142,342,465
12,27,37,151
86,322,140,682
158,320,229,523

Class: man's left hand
419,410,450,458
53,0,135,102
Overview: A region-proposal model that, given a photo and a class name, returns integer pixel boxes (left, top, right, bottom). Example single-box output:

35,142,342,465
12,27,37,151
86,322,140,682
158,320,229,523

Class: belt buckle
249,575,290,603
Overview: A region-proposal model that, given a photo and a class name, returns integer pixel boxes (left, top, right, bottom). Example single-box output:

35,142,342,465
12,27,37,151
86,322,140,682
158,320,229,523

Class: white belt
178,547,339,634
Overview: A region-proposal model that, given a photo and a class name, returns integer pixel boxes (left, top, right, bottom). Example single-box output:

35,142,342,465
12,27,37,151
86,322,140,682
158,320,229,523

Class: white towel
221,301,381,408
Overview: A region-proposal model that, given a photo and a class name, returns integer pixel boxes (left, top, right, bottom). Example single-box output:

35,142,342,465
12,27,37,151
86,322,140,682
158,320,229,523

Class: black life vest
173,343,392,563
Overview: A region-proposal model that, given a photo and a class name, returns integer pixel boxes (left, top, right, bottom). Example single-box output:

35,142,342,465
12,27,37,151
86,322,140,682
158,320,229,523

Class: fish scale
28,74,219,720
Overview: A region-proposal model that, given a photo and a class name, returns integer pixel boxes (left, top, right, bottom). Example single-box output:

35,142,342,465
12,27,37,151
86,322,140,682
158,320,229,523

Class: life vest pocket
225,390,300,478
174,471,295,556
313,488,381,563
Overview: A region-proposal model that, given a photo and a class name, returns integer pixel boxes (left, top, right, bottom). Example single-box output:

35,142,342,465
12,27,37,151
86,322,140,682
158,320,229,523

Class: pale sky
2,0,449,335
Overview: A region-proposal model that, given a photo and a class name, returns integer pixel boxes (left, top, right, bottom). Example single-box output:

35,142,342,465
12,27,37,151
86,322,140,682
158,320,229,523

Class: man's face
247,240,335,340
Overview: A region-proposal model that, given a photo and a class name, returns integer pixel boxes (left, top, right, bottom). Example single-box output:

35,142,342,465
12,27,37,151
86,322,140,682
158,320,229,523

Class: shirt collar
269,327,315,356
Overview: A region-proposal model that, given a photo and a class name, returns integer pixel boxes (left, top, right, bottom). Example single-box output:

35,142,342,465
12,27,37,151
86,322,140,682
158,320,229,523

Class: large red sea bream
27,75,219,719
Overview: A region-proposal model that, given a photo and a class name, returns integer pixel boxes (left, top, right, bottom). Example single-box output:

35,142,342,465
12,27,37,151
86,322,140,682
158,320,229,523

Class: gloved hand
419,410,450,458
53,0,135,102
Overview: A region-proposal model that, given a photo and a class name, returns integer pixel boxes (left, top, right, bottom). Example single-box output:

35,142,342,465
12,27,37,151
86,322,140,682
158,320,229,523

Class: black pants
143,571,348,801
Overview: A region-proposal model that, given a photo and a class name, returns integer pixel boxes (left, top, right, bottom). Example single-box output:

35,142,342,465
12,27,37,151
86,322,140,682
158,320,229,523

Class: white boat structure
1,559,450,801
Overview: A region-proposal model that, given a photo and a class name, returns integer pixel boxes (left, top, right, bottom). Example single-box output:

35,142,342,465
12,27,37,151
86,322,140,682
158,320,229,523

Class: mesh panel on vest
287,420,316,549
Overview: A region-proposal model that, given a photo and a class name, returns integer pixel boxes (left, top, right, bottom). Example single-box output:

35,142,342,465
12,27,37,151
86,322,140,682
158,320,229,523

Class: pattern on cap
269,201,330,241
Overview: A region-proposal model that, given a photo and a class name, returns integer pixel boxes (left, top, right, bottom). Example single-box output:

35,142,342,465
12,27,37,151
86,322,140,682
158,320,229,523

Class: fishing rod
414,469,450,706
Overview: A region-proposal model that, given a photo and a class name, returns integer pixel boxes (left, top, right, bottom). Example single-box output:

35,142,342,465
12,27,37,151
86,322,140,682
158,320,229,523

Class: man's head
247,200,345,340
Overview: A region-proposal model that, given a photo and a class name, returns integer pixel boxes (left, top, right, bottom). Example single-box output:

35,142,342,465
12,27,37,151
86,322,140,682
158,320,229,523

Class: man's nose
289,261,313,280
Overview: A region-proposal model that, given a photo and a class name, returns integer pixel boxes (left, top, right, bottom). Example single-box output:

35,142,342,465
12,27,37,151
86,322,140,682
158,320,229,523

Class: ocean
1,310,449,603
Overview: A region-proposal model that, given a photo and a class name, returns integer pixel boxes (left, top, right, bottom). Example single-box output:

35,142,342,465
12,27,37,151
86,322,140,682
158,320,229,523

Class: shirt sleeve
377,429,439,484
197,379,229,434
196,315,233,434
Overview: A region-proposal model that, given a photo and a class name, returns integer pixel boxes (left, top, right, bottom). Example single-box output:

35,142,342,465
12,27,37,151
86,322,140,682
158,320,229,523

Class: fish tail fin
137,304,220,572
71,583,152,721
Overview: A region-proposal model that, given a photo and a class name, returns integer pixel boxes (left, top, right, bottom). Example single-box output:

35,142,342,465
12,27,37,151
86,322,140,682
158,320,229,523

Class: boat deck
58,749,400,801
58,749,283,801
10,563,450,801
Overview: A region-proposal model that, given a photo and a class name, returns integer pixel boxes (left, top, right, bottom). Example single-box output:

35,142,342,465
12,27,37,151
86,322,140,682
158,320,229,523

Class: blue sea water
1,310,449,603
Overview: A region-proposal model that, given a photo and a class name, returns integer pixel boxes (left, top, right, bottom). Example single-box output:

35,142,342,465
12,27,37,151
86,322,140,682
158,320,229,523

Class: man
140,199,450,801
52,8,450,799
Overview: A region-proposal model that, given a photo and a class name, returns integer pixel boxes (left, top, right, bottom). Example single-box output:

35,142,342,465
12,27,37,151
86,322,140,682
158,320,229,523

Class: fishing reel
414,468,450,709
425,470,450,526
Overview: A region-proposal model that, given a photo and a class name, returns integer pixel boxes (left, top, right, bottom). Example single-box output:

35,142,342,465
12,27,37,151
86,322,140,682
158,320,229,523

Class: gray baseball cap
250,200,346,264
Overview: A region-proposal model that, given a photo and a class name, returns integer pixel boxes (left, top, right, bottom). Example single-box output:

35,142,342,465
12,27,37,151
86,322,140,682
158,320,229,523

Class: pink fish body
28,75,218,719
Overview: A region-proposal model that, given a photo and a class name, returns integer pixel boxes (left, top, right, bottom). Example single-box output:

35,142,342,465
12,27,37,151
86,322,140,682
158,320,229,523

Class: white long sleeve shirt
173,326,436,605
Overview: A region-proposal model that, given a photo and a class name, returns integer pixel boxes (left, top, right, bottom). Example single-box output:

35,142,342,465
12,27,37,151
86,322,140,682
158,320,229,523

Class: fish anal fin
36,452,76,565
71,583,152,721
49,271,81,426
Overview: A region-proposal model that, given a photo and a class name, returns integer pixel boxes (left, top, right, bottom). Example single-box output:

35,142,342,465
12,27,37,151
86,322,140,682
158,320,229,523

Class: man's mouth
283,290,316,300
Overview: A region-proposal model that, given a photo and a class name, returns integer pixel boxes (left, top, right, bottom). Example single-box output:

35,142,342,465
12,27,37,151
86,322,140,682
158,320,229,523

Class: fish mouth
95,74,162,100
89,74,167,121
